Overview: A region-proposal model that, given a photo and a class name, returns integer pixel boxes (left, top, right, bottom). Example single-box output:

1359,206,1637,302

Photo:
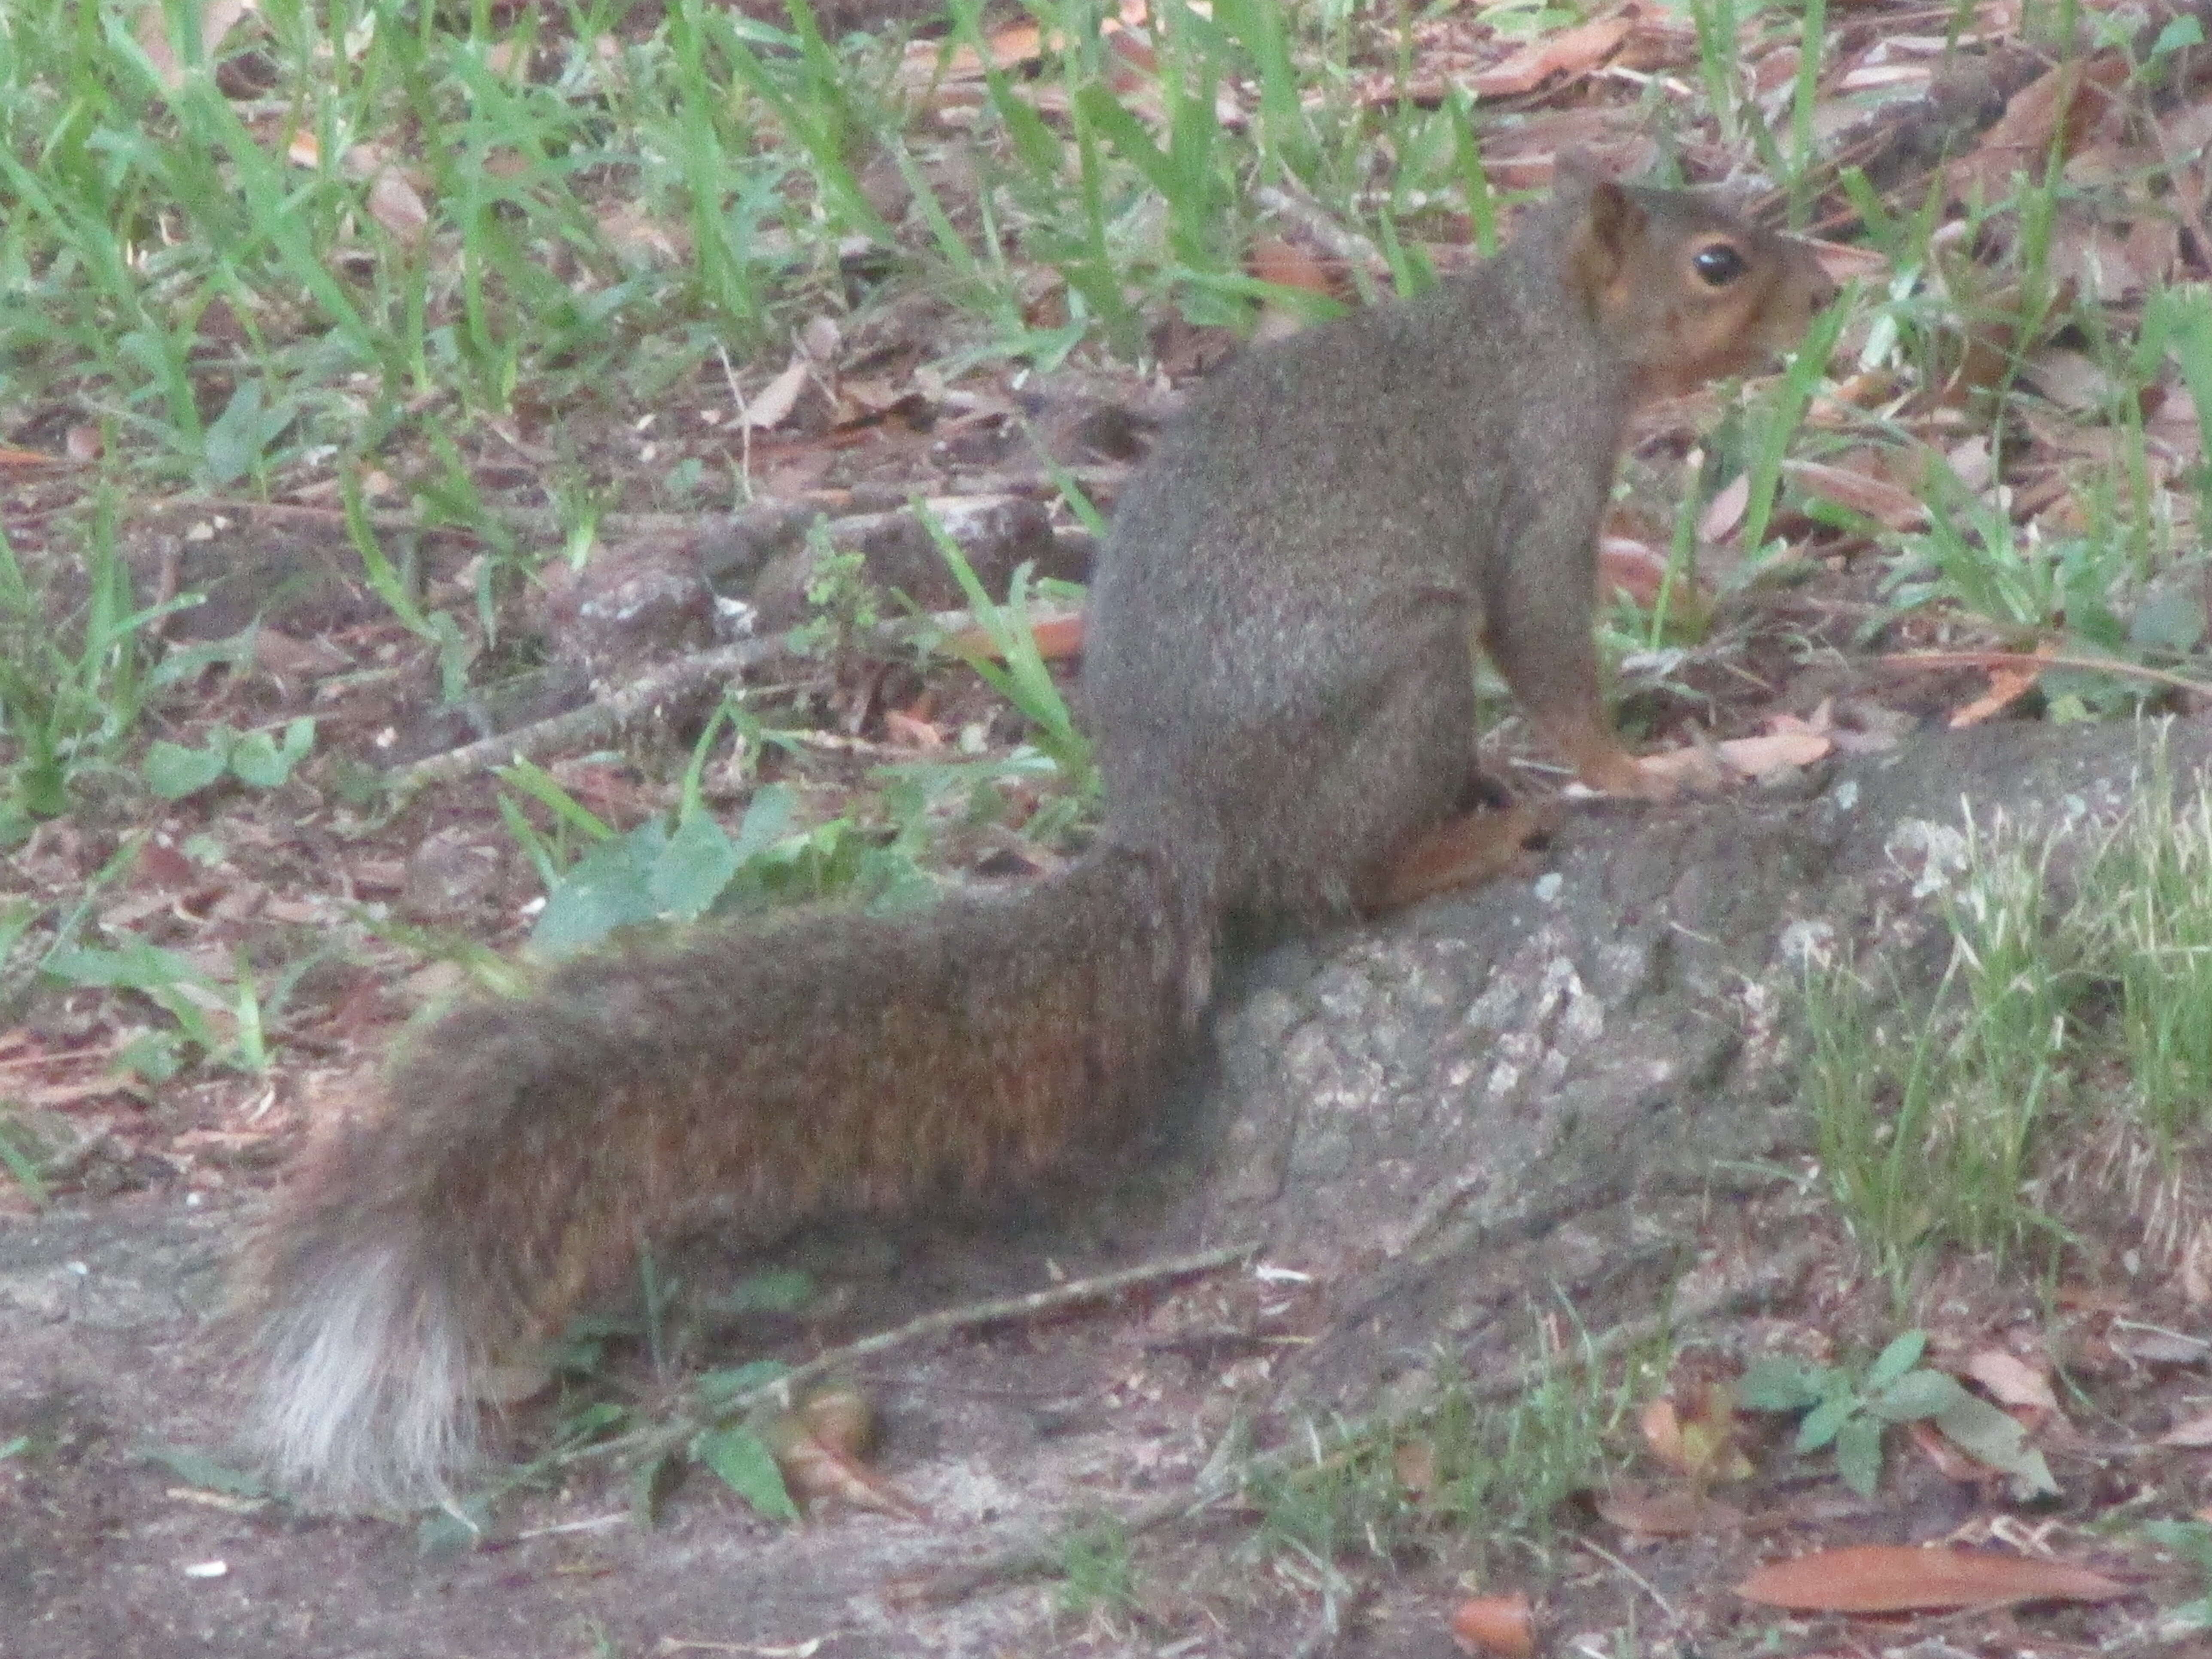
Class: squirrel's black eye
1693,243,1747,286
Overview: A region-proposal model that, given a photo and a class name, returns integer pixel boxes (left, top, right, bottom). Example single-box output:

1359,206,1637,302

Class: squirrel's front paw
1622,745,1728,799
1574,745,1693,801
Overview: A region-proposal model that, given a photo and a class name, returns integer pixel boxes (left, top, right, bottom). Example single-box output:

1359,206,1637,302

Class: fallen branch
383,636,790,809
738,1240,1261,1419
575,1242,1262,1490
1881,648,2212,699
383,600,1087,808
902,1237,1825,1607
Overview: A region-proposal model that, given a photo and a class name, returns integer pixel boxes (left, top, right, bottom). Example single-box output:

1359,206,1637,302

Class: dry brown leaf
1839,62,1932,92
798,315,842,363
136,0,255,90
1717,731,1832,776
945,611,1085,662
2021,345,2122,412
1700,471,1750,543
598,204,689,267
1805,238,1890,288
1945,435,1996,492
1737,1544,2129,1613
1904,1417,1987,1482
1641,1398,1688,1469
1598,537,1680,608
1948,649,2050,728
881,708,945,750
1246,236,1340,299
2160,1410,2212,1448
1471,17,1632,97
365,169,431,240
1103,24,1158,86
767,1389,930,1522
1595,1483,1746,1537
1638,745,1729,791
1449,1592,1536,1658
1947,53,2129,204
1964,1349,2058,1413
742,359,810,431
1937,326,2021,410
1784,459,1928,530
899,21,1049,92
1393,1438,1438,1499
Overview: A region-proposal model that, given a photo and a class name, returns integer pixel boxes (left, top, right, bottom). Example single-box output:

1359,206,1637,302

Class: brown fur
240,165,1835,1507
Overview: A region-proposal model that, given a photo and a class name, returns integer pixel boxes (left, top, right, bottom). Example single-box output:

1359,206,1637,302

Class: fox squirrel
240,157,1836,1507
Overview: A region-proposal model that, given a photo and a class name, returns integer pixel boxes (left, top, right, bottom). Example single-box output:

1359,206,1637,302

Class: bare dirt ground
7,724,2212,1659
11,1,2212,1653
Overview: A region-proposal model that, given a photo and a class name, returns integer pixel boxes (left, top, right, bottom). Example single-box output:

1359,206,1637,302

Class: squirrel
238,156,1836,1508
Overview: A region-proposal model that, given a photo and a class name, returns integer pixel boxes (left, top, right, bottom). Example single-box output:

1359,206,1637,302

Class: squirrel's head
1553,153,1840,400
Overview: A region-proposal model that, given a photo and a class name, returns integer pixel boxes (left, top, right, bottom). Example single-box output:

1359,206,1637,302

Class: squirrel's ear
1581,179,1645,269
1565,178,1647,302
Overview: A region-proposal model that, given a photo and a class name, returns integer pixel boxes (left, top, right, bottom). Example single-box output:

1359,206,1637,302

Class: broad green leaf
731,783,797,859
1871,1368,1968,1422
650,810,739,919
417,1497,492,1556
136,1443,268,1498
228,718,315,788
1738,1357,1828,1412
1835,1413,1886,1498
1933,1393,2059,1496
693,1425,797,1522
1865,1330,1928,1391
694,1359,793,1408
43,940,206,992
532,821,668,954
1797,1393,1855,1453
143,739,231,800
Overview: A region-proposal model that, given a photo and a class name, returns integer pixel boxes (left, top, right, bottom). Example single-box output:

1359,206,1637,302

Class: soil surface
7,720,2209,1659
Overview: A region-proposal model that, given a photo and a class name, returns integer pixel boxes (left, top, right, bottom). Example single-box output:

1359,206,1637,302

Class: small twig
1462,1238,1822,1404
383,637,791,808
511,1510,627,1541
1252,183,1388,273
908,1238,1826,1607
1577,1534,1679,1623
742,1242,1260,1419
599,1243,1262,1488
1880,648,2212,699
382,597,1085,807
0,1035,139,1074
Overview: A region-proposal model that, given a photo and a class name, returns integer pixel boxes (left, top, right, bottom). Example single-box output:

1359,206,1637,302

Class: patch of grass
1881,462,2137,656
923,511,1094,793
1246,1335,1625,1579
2077,753,2212,1145
1801,738,2212,1294
493,738,945,958
0,510,184,840
2143,1517,2212,1634
1801,831,2074,1296
40,936,273,1081
0,1117,53,1208
1055,1513,1138,1619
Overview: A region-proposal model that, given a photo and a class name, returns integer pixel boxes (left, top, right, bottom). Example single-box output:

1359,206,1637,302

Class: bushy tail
240,846,1204,1509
